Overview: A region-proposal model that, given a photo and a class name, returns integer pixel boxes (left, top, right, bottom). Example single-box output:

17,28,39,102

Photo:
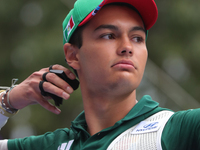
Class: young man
0,0,200,149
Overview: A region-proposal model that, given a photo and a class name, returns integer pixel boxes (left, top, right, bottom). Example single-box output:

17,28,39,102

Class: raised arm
0,64,77,116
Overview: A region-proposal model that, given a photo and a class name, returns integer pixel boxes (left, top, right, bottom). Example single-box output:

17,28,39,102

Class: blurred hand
7,64,76,114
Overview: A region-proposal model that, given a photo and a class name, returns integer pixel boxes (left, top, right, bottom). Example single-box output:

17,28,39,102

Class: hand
7,64,77,114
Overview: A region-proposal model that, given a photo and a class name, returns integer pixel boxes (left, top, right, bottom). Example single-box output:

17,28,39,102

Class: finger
29,69,50,83
42,81,71,100
42,72,49,81
37,96,61,114
32,83,62,114
39,81,48,96
31,71,72,99
50,64,76,80
39,67,51,73
44,72,74,94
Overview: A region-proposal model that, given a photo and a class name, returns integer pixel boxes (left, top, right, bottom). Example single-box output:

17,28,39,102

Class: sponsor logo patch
131,121,162,134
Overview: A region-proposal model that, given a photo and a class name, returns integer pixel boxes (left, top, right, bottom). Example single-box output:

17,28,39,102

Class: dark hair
69,24,86,49
68,24,87,77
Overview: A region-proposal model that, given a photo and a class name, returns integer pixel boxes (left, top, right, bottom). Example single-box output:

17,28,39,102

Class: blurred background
1,0,200,139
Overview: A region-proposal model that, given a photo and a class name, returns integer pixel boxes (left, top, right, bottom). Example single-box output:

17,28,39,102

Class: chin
116,73,140,86
109,78,138,92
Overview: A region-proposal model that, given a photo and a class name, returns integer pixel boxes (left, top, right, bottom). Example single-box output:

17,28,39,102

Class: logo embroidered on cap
131,120,162,134
66,16,75,36
92,0,105,16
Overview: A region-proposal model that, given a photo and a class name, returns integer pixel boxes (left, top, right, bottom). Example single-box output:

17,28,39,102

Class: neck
81,88,137,136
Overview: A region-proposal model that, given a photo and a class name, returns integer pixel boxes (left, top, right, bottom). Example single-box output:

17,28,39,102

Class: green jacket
8,95,200,150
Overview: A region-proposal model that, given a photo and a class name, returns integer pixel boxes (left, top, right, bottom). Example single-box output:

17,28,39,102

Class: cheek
142,50,148,66
81,41,115,62
79,45,110,73
136,48,148,73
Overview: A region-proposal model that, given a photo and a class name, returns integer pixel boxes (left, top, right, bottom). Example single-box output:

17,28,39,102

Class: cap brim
79,0,158,30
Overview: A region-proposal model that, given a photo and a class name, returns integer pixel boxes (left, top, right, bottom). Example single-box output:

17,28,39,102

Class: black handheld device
47,69,79,106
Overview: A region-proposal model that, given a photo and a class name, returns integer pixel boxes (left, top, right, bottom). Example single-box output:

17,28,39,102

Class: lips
111,60,136,69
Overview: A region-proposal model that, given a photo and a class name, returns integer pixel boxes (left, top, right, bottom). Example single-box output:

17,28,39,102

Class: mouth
111,60,136,69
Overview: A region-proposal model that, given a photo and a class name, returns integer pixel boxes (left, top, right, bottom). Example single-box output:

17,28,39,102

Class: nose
117,36,133,56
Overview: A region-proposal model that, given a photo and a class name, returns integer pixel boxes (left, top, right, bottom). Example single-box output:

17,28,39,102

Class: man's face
76,4,148,95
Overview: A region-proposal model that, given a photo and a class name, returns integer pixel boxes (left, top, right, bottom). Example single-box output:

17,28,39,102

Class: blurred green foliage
0,0,200,139
149,0,200,97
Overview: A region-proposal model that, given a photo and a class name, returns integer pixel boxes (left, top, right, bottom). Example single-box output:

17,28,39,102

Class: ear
63,43,80,70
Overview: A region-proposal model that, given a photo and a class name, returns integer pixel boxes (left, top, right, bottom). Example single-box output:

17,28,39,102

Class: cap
63,0,158,44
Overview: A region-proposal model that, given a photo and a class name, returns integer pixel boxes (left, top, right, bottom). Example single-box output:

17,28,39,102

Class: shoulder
161,109,200,150
169,109,200,126
163,108,200,134
163,109,200,137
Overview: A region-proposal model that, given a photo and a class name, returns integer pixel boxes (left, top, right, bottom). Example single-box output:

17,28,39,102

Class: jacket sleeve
0,140,8,150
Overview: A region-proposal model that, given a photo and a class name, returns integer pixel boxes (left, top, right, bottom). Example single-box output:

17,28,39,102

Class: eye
132,36,144,43
100,33,115,39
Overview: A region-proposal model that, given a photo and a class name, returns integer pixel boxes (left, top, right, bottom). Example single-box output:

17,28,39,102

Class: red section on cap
78,0,158,30
70,17,74,29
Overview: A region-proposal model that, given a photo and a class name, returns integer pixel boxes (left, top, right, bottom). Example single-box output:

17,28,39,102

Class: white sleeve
0,91,9,130
0,140,8,150
0,114,9,130
0,92,12,150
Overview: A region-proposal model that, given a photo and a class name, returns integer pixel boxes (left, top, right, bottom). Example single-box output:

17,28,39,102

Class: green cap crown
62,0,157,44
63,0,103,44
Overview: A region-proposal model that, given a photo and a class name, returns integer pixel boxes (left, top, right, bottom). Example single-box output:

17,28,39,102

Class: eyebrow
94,24,119,31
130,26,146,34
94,24,146,34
